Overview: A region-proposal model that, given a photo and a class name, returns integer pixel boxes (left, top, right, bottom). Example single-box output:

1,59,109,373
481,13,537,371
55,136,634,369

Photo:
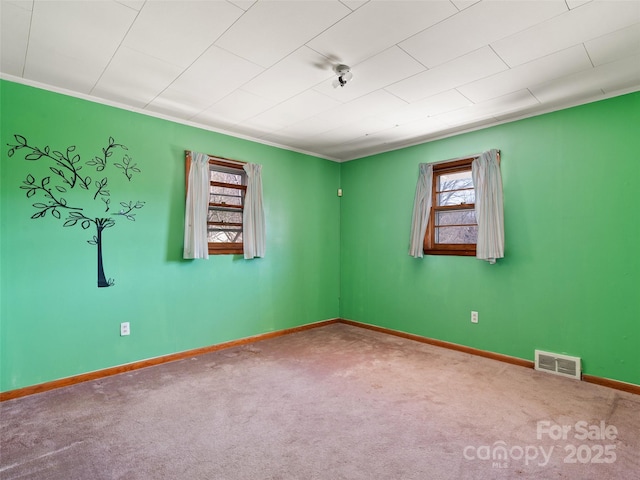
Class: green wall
0,80,340,392
340,91,640,386
2,80,639,392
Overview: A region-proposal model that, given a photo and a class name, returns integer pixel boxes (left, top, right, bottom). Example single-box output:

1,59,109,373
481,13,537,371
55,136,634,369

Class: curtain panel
183,152,210,259
243,163,266,259
408,163,433,258
472,149,504,264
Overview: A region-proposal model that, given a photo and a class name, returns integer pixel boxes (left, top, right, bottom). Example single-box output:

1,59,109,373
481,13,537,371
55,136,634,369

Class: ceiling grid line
582,43,596,69
19,0,34,78
89,5,144,96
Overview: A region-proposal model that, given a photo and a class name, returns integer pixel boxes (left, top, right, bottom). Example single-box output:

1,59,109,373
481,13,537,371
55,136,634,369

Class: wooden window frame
185,151,246,256
423,157,477,257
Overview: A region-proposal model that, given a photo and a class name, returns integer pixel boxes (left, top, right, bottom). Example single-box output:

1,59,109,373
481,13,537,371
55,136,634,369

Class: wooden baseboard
338,319,640,396
2,317,637,400
581,374,640,396
338,319,535,368
0,319,340,402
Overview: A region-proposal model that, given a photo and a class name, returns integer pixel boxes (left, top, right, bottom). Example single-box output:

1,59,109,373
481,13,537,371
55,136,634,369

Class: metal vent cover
535,350,581,380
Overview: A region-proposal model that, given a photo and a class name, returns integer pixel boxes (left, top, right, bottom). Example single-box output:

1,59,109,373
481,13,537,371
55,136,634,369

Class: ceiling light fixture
332,64,353,88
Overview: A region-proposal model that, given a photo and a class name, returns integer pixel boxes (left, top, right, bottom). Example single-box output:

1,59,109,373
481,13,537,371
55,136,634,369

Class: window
424,158,477,256
185,153,246,255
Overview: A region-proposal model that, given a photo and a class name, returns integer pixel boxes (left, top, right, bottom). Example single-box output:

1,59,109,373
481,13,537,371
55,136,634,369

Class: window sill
208,244,243,255
423,248,476,256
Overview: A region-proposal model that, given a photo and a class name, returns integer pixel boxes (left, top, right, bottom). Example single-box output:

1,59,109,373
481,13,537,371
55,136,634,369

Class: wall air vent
534,350,581,380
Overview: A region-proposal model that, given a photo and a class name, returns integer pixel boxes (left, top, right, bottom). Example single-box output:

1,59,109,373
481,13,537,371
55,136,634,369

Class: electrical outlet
471,311,478,324
120,322,130,336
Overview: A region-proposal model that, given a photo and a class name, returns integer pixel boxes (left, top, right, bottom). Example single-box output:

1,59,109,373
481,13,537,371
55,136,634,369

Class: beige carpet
1,323,639,480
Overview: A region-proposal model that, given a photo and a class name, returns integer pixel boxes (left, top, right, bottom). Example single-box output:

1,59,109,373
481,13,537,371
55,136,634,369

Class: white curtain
243,163,266,259
183,152,210,259
472,149,504,264
409,163,433,258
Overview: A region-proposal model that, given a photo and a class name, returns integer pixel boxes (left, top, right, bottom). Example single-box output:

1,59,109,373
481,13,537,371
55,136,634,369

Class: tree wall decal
7,135,145,288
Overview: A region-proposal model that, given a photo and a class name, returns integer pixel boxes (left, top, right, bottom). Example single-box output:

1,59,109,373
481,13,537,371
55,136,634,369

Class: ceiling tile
27,1,135,62
215,1,350,68
370,90,472,126
435,90,540,127
0,2,31,75
193,90,277,126
387,116,450,140
115,0,145,10
311,116,394,146
314,46,425,103
320,118,452,160
339,115,448,157
227,0,256,11
270,115,340,140
22,53,104,94
340,1,368,11
147,45,264,114
451,1,481,11
307,0,458,66
241,47,335,103
386,47,508,103
530,54,640,104
123,0,243,68
492,1,640,67
3,0,32,10
400,0,567,68
24,1,136,91
305,89,408,129
92,47,183,108
247,90,342,131
259,131,326,153
217,122,273,141
566,0,591,8
585,23,640,66
458,45,593,103
143,91,203,120
275,90,405,138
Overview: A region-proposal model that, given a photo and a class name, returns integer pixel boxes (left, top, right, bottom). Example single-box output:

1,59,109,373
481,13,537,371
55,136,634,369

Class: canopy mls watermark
464,420,619,469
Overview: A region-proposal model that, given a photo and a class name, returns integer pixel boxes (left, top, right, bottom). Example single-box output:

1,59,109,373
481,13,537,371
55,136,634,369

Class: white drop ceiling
1,0,639,161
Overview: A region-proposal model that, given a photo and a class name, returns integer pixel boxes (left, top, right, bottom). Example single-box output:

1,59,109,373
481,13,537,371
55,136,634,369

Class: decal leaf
25,152,43,161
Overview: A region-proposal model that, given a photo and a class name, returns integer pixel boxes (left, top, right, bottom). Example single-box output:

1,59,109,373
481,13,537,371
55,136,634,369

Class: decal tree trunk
96,219,109,288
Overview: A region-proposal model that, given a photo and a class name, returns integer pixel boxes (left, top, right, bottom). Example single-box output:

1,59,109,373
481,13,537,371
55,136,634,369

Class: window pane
435,225,478,244
437,170,475,206
438,170,473,192
208,208,242,224
437,189,475,206
436,209,476,226
210,185,243,206
208,225,243,243
210,170,243,185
